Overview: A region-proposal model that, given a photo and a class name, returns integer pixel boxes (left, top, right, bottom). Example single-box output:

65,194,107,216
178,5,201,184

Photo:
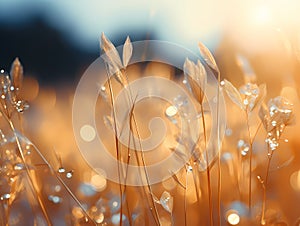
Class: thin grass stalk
184,168,188,226
200,101,213,226
245,112,264,213
216,70,222,226
260,123,285,225
104,66,124,226
28,142,97,225
121,99,138,226
17,113,25,135
122,69,161,225
123,134,132,226
129,104,161,225
7,119,97,225
260,145,272,225
245,111,253,211
110,96,138,225
204,141,212,226
128,103,158,224
4,117,52,225
0,98,52,225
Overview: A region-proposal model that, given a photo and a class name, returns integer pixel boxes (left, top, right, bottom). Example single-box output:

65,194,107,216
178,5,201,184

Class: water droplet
268,96,293,115
58,167,65,174
48,195,62,204
14,163,24,171
0,129,7,144
109,196,121,213
15,100,30,112
160,191,173,213
187,165,193,172
240,83,259,97
24,144,31,155
237,139,250,156
98,85,108,101
271,120,277,126
265,138,279,151
0,74,11,94
1,193,11,200
66,170,74,179
257,175,264,184
165,105,178,117
239,83,260,111
227,211,240,225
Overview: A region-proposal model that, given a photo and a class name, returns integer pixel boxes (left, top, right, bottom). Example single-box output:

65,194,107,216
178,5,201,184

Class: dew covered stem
245,110,253,211
260,147,272,225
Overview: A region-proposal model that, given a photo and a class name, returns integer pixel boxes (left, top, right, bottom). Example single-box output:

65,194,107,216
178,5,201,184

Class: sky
1,0,300,54
0,0,231,51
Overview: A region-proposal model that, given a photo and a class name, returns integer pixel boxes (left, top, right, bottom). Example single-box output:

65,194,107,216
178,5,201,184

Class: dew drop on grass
66,170,74,179
160,191,173,213
165,105,178,117
48,195,62,204
237,139,250,156
58,167,65,174
1,193,11,200
14,163,24,171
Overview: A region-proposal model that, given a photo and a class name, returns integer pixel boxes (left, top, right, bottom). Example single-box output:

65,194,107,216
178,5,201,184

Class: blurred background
1,0,300,225
1,0,299,87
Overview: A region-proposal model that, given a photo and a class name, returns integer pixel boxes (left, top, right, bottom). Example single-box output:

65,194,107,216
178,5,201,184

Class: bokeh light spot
80,124,96,142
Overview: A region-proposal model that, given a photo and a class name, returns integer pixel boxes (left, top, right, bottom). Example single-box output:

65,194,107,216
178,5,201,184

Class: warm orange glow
227,211,240,225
